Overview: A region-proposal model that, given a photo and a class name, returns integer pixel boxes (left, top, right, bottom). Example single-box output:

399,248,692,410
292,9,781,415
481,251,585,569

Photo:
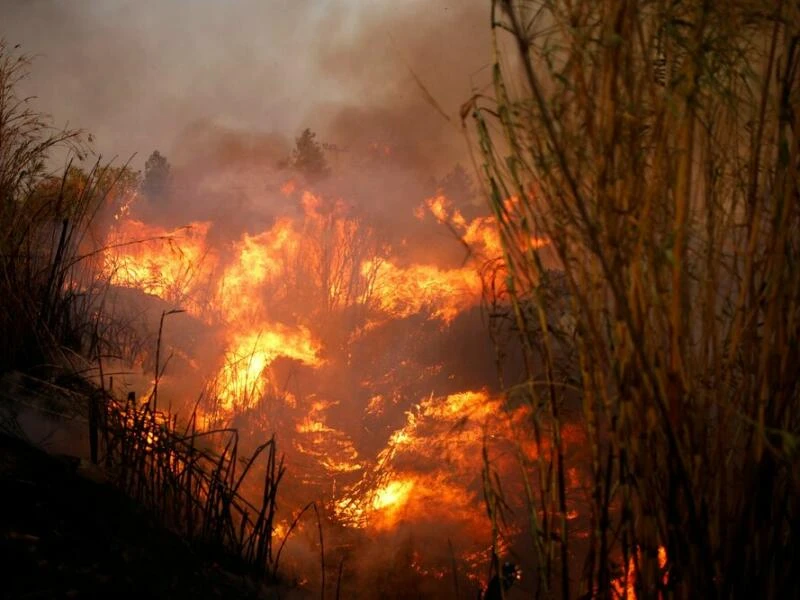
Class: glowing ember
613,546,669,599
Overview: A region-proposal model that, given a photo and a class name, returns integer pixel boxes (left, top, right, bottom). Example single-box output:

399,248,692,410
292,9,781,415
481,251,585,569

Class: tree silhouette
142,150,170,201
291,128,329,180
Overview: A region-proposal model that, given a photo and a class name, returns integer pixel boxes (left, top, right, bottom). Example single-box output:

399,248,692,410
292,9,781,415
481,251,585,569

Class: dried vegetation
472,1,800,597
0,40,287,588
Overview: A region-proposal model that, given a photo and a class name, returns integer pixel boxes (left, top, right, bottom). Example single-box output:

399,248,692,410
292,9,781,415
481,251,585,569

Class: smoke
1,2,534,595
0,0,489,173
2,0,492,264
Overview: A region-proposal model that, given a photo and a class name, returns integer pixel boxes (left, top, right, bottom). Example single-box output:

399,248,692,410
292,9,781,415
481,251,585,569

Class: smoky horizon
1,0,490,174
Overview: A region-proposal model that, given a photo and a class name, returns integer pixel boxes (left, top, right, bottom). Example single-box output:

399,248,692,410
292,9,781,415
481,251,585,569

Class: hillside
0,433,302,600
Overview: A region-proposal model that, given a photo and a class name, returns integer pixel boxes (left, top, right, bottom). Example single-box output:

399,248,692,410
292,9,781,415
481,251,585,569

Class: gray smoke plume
1,0,489,172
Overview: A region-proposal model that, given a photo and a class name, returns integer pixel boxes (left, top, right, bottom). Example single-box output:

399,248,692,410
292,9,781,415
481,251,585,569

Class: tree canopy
290,128,329,181
142,150,170,201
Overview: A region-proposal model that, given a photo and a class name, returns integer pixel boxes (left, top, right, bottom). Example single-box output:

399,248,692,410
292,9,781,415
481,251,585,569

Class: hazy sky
1,0,489,169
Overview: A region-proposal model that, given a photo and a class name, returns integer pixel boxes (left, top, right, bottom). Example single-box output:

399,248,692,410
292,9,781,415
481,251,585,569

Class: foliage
291,128,329,181
0,41,133,373
1,41,81,235
142,149,170,202
473,1,799,597
0,41,288,588
102,385,285,579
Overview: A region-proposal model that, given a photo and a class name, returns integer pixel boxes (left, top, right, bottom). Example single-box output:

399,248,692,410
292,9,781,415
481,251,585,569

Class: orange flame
420,193,548,260
613,546,669,599
364,260,481,323
101,184,568,586
214,326,321,411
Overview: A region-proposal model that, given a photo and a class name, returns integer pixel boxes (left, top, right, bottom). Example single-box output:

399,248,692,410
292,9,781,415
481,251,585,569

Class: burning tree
472,1,800,598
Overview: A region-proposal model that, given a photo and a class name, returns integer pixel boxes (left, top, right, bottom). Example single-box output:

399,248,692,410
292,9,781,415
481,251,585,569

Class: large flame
102,183,561,587
364,260,481,323
105,219,217,314
214,326,321,411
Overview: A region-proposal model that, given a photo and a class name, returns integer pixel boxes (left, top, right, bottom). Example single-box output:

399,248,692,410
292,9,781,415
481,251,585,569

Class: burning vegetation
98,164,544,594
2,0,800,598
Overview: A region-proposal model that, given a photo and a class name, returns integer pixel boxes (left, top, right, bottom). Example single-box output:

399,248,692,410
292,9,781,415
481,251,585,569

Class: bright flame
365,260,481,323
104,220,216,313
101,183,570,588
613,546,669,599
419,193,548,260
214,326,320,411
372,478,414,510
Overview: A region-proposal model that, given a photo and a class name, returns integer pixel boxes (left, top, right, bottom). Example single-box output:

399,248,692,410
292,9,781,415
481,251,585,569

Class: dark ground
0,433,298,600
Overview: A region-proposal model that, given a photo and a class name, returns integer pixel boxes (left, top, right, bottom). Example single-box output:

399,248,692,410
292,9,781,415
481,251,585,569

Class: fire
418,193,548,260
214,326,321,411
372,478,414,510
103,188,497,411
104,219,216,312
364,260,481,323
332,388,522,535
613,545,669,599
216,223,299,321
101,180,564,589
423,390,497,420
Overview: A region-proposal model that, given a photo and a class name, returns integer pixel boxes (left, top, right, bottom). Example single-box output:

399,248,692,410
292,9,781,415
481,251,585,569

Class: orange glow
280,179,297,196
104,219,216,313
102,183,570,587
216,222,299,321
613,546,669,599
372,478,414,511
419,193,548,260
214,326,320,411
364,260,481,322
332,389,522,535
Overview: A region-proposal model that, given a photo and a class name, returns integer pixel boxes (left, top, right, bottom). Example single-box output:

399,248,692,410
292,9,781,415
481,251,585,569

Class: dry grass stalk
100,386,286,579
471,1,799,597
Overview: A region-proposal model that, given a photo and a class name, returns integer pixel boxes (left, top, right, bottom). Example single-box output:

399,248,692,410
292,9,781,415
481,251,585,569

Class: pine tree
291,129,329,181
142,150,170,201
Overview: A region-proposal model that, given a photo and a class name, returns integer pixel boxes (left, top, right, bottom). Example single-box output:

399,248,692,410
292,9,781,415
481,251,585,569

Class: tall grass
100,384,286,578
471,1,799,597
0,40,289,582
0,41,134,374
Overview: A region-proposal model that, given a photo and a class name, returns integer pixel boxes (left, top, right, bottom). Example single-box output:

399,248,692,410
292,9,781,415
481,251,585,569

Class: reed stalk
472,1,799,597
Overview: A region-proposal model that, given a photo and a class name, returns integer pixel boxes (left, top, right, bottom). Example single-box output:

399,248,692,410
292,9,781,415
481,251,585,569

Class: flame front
102,184,560,586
